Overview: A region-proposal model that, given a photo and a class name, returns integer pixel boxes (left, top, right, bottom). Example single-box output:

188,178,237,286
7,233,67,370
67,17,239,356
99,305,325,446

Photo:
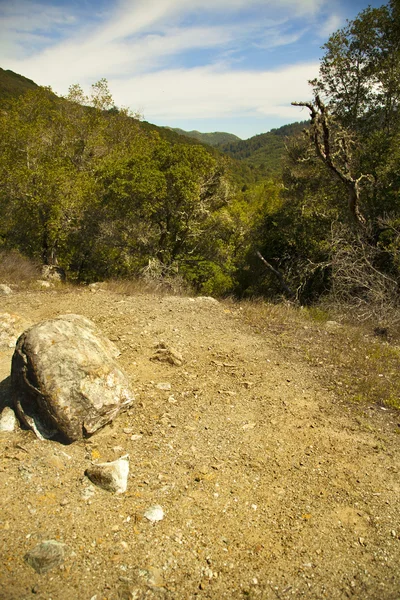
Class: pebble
144,504,164,523
151,342,184,366
0,284,12,295
156,382,171,391
81,485,96,500
24,540,65,574
0,407,17,432
85,455,129,494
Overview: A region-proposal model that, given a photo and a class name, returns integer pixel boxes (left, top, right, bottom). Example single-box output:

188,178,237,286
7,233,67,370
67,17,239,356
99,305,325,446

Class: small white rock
144,504,164,523
85,455,129,494
156,382,171,391
81,485,96,500
0,407,17,432
0,284,12,295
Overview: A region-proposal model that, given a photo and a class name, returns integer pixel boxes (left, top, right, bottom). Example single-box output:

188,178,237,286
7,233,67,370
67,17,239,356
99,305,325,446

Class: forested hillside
169,128,241,146
218,121,308,179
1,0,399,315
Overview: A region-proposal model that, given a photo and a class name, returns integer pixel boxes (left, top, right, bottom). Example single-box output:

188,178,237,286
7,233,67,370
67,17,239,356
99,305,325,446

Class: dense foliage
0,81,243,292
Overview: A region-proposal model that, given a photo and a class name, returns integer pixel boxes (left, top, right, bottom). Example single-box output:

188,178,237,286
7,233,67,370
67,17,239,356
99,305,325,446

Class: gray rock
24,540,65,574
151,342,184,366
41,265,66,282
81,484,96,500
11,315,133,443
85,455,129,493
0,407,17,432
0,284,12,295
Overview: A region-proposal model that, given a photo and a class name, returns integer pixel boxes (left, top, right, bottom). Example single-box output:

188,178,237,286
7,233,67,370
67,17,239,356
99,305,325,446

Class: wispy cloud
109,62,319,120
318,13,343,38
0,1,78,59
0,0,333,135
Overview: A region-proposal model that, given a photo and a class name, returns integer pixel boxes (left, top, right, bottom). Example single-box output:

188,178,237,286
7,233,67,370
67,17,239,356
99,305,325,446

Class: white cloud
318,13,343,38
3,22,242,90
0,1,77,60
109,62,319,121
255,28,307,50
0,0,328,134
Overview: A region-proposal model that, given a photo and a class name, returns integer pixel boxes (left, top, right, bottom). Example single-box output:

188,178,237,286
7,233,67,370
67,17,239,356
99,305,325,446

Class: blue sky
0,0,385,139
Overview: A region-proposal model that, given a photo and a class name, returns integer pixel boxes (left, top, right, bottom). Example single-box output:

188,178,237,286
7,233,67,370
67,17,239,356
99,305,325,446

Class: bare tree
292,95,372,227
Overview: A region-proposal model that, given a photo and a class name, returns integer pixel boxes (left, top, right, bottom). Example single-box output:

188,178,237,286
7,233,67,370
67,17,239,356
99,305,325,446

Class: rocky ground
0,287,399,599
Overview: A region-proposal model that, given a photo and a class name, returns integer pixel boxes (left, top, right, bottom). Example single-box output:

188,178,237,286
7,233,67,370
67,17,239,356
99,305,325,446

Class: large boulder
11,315,133,443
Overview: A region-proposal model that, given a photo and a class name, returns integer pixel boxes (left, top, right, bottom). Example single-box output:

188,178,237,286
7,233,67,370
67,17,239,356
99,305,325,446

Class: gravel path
0,288,399,599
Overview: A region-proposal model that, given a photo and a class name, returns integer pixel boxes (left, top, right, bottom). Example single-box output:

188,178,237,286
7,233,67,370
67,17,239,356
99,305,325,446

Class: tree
292,95,371,227
311,1,400,133
287,0,400,308
90,141,228,280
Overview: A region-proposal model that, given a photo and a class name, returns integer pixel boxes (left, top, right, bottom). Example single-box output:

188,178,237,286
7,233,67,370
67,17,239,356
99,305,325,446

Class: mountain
168,128,241,146
0,68,39,101
218,121,309,179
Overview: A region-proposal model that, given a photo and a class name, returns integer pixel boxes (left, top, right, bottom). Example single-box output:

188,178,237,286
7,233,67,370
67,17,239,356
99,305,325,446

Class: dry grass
99,275,192,297
236,299,400,410
0,250,40,284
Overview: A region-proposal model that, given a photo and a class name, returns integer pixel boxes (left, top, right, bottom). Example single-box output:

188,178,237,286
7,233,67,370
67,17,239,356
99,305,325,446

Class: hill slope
0,68,38,100
0,68,211,150
0,68,306,182
218,121,309,178
169,128,241,146
0,287,399,599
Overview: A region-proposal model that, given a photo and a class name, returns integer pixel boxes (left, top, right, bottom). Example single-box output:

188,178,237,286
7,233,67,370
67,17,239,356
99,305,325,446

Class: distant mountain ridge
168,128,241,146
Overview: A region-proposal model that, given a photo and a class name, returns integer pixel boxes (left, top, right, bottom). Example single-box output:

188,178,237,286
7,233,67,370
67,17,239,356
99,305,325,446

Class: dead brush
0,250,40,284
102,266,192,298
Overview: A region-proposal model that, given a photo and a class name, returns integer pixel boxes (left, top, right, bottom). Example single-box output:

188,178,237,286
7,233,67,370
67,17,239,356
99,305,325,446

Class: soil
0,287,399,600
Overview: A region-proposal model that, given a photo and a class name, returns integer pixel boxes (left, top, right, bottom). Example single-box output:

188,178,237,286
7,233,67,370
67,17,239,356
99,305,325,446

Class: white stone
85,455,129,494
156,382,171,391
144,504,164,522
0,407,17,432
0,284,12,295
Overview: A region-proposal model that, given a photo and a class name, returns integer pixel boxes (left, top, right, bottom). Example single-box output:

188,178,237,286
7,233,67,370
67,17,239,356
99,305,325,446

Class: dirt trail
0,288,399,600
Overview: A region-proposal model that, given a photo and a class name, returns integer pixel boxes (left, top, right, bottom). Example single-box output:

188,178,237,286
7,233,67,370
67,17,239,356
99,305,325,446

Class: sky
0,0,385,139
